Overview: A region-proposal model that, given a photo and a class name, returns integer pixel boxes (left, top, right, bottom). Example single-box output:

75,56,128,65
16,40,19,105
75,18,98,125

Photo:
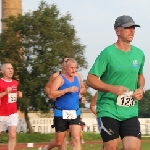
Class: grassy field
0,132,150,150
0,132,102,143
9,143,150,150
17,143,150,150
15,143,150,150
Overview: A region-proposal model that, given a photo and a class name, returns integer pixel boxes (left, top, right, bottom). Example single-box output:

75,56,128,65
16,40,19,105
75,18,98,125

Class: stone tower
1,0,22,31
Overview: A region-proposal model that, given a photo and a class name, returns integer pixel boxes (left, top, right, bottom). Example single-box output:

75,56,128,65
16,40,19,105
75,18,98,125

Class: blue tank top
54,74,80,117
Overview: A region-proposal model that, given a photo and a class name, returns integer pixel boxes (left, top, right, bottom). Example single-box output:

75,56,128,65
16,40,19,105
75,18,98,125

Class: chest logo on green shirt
133,60,138,67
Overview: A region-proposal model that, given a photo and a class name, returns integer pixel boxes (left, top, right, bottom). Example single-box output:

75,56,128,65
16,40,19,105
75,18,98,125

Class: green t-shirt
89,44,145,121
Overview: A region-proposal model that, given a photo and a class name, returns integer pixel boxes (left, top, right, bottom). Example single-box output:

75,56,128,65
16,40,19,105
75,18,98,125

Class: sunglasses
64,59,69,63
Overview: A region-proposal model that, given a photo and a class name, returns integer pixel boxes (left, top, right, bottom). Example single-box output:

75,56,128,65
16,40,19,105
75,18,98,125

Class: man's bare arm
45,72,59,95
17,91,22,98
0,87,12,98
90,91,98,115
0,91,7,98
86,74,113,92
75,72,86,94
131,74,145,100
86,74,128,96
49,76,69,99
49,76,79,99
138,74,145,90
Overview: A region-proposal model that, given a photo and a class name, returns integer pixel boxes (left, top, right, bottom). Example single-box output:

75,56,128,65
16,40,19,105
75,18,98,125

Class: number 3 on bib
116,91,135,107
8,93,17,103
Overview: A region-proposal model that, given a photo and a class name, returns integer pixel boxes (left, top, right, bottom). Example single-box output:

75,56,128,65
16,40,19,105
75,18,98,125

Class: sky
0,0,150,94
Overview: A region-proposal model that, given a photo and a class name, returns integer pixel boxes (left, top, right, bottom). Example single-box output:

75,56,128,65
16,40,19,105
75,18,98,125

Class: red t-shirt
0,78,18,116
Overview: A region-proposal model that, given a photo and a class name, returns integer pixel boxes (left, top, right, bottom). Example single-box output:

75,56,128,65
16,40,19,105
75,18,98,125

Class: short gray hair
66,58,77,65
1,63,12,71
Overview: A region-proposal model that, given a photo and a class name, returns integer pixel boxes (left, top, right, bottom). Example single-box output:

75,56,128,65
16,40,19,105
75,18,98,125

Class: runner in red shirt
0,63,22,150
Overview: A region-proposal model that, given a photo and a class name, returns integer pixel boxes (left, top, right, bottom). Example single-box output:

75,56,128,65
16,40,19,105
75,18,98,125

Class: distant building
1,0,22,31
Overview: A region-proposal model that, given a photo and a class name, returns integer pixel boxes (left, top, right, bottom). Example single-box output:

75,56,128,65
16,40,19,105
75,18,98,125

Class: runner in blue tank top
54,74,80,117
44,56,86,150
46,58,85,150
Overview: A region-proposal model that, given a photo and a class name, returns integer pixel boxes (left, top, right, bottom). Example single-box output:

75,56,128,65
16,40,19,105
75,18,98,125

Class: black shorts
54,115,80,132
98,117,141,142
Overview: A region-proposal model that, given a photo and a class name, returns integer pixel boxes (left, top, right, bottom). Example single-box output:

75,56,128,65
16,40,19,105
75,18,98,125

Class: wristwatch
140,87,145,93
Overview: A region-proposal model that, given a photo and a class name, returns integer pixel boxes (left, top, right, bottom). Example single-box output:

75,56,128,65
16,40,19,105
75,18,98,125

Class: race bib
8,93,17,103
116,91,135,107
62,110,77,119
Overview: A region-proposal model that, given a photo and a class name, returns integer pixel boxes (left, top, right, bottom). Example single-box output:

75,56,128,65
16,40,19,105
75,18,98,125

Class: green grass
0,132,102,143
10,143,150,150
56,143,150,150
0,132,150,150
0,132,54,143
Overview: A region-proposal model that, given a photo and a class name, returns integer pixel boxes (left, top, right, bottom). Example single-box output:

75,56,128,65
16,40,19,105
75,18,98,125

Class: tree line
0,0,149,132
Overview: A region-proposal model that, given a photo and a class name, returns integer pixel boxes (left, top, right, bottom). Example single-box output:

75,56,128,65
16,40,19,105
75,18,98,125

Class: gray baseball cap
114,15,140,29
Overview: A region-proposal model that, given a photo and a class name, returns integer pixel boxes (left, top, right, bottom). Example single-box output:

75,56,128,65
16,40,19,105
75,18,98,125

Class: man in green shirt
86,15,145,150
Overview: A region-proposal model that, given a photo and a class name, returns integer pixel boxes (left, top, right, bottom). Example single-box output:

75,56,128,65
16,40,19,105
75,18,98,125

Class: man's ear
115,27,122,36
